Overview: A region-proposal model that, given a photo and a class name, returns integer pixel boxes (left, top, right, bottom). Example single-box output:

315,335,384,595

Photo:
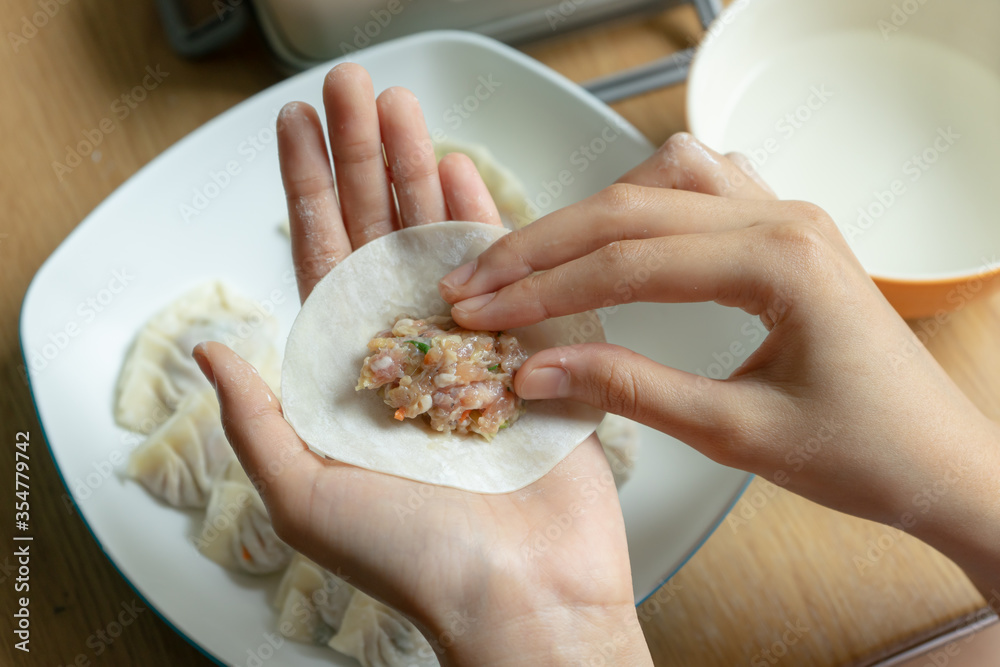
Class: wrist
421,599,651,667
408,557,651,667
890,415,1000,593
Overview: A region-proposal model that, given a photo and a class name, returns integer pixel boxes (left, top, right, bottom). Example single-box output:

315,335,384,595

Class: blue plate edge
636,472,753,605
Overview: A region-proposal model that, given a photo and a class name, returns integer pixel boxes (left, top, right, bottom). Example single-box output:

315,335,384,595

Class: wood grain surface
0,1,992,665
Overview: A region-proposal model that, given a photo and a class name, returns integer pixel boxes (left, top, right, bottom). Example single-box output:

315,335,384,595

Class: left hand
193,63,650,667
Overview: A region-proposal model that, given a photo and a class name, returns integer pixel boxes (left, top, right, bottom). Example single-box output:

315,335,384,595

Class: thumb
191,341,321,532
514,343,744,461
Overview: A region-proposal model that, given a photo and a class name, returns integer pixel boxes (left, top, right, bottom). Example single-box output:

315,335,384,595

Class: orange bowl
874,269,1000,321
687,0,1000,320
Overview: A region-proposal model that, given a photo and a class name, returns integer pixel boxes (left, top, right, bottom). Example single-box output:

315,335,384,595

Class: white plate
21,31,752,666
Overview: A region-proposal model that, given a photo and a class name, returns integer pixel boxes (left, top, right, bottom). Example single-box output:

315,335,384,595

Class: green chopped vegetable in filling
406,340,430,354
488,364,500,372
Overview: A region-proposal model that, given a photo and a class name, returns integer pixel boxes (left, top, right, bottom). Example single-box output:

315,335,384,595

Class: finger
192,342,322,515
376,87,447,227
438,152,502,226
725,151,778,198
324,63,397,248
515,343,746,459
451,230,776,330
439,185,762,303
277,102,352,303
618,132,776,200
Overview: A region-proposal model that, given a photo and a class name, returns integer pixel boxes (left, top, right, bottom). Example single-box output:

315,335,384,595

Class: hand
192,63,651,667
440,133,1000,595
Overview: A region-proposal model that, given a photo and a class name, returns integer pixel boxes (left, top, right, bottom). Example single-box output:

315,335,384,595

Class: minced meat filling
357,316,527,438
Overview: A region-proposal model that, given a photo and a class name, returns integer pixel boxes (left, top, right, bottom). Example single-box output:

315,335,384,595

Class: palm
284,433,628,623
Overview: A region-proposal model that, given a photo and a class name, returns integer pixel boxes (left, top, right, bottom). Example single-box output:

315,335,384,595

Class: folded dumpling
596,414,640,489
127,389,234,508
433,138,536,228
196,479,292,575
274,553,356,645
218,456,253,486
115,281,281,433
328,591,438,667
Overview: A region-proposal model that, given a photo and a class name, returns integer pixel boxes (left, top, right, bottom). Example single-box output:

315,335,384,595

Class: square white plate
21,31,753,666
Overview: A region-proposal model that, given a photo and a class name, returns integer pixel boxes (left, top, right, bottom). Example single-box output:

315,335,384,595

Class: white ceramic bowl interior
688,0,1000,282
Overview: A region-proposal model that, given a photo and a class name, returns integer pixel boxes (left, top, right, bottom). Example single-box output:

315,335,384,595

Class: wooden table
0,1,993,665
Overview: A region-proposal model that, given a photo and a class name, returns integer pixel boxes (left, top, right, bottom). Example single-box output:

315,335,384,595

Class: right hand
439,134,1000,593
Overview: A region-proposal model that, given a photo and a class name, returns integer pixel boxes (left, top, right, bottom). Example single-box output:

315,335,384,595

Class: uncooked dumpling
434,138,536,228
196,479,292,575
115,281,281,433
274,553,356,645
127,389,234,508
596,414,640,488
328,591,437,667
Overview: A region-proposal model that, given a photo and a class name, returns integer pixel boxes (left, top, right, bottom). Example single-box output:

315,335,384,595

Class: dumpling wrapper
281,221,605,494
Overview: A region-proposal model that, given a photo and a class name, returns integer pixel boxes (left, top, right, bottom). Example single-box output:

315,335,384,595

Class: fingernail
518,367,570,400
192,343,216,389
453,291,495,315
440,261,476,293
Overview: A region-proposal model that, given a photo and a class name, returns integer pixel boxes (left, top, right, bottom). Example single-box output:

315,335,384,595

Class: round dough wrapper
281,221,605,493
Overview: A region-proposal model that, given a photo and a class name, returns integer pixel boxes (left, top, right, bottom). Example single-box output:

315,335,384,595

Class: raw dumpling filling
283,220,605,493
357,315,527,439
